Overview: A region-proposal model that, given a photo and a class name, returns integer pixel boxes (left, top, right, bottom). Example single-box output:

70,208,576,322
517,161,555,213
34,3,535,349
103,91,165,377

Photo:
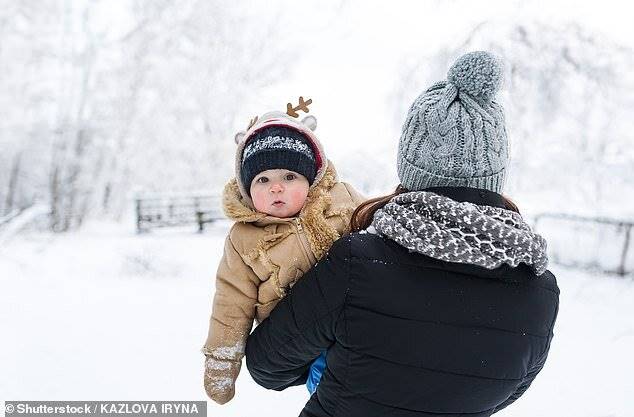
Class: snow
1,1,632,414
0,204,49,246
206,360,231,371
535,216,633,274
1,220,633,416
205,342,246,361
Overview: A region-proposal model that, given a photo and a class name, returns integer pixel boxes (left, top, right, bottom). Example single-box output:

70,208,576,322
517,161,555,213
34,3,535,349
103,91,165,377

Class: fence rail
135,195,223,233
132,201,634,276
533,213,633,276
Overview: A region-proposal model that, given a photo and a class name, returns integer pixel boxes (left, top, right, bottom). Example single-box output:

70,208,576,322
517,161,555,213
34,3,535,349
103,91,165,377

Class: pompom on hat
397,51,510,194
447,51,504,102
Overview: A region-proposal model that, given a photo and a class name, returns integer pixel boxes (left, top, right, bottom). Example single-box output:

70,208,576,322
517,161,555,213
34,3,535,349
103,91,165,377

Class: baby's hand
204,355,242,405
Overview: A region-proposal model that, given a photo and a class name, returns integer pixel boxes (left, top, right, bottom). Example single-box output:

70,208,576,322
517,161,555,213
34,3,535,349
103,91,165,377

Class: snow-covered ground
1,220,633,416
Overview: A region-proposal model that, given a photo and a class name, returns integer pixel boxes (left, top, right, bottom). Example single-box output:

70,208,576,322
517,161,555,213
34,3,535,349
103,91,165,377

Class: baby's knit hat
397,51,509,193
233,97,328,204
240,126,317,197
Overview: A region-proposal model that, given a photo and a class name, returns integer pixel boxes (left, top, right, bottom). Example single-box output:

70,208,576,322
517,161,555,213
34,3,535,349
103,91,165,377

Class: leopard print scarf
372,191,549,276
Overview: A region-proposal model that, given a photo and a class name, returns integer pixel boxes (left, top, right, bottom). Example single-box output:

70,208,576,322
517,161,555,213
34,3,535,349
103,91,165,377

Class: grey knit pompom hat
397,51,509,193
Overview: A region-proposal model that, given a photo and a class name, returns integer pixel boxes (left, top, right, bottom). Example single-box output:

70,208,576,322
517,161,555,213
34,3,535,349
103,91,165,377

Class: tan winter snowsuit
202,160,365,404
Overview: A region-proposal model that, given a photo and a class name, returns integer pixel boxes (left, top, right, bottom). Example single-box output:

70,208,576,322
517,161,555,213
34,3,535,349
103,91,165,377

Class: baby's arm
342,182,368,207
202,235,259,404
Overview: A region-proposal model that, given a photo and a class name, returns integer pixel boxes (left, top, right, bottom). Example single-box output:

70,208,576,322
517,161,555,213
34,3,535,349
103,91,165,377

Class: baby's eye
285,173,296,181
256,177,268,184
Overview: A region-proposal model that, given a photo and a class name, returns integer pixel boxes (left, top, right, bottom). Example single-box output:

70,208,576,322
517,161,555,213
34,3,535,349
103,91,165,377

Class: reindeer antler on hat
246,116,259,130
234,96,317,144
286,96,312,118
232,95,328,202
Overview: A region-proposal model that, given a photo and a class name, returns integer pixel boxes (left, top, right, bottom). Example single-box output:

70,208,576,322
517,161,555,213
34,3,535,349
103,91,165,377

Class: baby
202,99,365,404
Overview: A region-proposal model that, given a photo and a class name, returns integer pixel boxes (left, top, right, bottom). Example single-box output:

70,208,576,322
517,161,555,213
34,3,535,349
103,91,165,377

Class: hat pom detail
447,51,503,102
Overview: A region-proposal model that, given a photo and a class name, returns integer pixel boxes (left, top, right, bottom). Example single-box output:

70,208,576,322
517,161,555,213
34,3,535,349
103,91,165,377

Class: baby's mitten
204,355,242,404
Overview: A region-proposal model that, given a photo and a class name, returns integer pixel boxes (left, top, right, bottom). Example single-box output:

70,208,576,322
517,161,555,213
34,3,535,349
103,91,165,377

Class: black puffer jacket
245,187,559,417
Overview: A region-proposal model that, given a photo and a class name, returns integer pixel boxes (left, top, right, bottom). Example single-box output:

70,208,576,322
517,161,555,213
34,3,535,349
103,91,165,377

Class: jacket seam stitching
347,388,497,415
340,345,525,382
347,305,551,339
349,255,559,296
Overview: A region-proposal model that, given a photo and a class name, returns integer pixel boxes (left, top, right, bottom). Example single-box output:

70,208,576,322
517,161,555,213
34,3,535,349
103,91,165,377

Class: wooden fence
132,199,634,276
533,213,633,276
135,195,223,233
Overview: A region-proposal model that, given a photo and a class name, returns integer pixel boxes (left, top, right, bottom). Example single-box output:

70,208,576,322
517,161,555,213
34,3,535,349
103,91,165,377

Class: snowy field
1,220,633,417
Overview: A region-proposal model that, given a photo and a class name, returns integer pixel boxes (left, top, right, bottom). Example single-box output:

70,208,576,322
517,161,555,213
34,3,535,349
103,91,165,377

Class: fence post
618,223,632,276
531,214,544,234
196,211,204,233
136,199,143,234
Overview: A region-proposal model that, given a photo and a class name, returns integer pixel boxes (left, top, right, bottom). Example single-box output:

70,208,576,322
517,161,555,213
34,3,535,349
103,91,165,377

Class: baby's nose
269,183,283,193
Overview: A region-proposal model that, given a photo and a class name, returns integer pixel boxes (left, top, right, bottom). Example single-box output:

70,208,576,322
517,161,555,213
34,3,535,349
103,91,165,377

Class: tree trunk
49,164,61,232
4,152,22,216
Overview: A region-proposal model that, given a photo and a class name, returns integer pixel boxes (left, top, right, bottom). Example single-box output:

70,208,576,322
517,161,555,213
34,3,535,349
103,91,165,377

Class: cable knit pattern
372,191,549,276
397,51,509,193
447,51,504,102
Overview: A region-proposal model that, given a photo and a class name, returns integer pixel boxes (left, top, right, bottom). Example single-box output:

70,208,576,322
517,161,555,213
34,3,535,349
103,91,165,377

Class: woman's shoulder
327,230,395,262
528,268,560,296
327,181,367,208
340,231,560,291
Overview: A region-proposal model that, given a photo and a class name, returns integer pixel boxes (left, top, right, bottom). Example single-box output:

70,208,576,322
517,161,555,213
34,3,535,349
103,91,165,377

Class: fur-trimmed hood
232,111,327,208
222,159,365,260
223,159,338,224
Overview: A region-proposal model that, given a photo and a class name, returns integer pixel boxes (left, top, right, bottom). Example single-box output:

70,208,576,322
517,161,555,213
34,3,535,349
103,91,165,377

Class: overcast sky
234,0,634,164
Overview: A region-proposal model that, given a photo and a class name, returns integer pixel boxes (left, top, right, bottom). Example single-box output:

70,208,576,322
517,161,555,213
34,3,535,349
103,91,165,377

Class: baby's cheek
251,190,269,212
288,189,308,207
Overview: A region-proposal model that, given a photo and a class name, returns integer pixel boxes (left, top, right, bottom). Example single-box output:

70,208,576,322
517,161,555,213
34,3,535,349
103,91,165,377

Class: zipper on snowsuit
294,218,317,266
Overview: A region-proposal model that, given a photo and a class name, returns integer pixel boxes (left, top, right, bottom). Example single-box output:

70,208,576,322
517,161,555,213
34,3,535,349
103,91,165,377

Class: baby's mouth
272,200,285,207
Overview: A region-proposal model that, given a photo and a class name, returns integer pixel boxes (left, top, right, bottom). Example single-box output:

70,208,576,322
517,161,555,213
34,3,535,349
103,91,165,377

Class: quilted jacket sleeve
245,236,352,391
492,296,559,414
491,349,550,413
342,182,367,207
202,234,259,404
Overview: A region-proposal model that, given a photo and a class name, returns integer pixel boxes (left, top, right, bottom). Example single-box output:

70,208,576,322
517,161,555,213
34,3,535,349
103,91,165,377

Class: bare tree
390,20,634,216
0,1,341,230
3,152,22,215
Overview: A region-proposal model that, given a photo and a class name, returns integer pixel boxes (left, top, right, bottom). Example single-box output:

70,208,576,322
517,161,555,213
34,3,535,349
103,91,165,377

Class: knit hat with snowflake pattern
240,125,317,196
233,104,327,200
397,51,509,193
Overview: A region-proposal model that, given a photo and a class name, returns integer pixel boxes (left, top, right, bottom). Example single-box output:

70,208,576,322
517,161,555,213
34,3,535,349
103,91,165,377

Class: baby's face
250,169,310,218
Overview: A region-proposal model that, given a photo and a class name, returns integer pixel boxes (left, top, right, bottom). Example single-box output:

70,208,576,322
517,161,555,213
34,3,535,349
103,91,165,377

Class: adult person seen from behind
245,51,560,417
